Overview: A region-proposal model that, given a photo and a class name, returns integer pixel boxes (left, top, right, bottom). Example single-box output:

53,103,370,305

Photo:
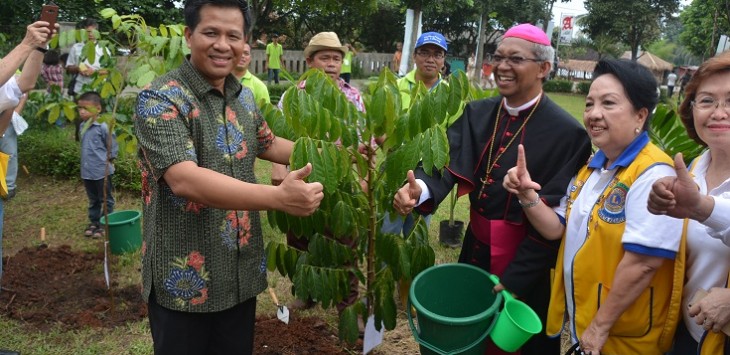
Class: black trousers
148,289,257,355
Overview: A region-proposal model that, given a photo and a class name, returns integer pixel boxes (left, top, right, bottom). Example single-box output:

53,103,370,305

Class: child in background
41,50,64,92
77,92,118,238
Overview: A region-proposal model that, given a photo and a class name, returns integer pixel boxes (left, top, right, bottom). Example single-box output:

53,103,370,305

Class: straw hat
304,32,348,59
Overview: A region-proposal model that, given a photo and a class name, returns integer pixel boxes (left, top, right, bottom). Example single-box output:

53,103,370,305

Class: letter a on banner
560,14,574,45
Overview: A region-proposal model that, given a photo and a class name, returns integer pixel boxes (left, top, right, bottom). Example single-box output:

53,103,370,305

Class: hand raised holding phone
39,3,59,34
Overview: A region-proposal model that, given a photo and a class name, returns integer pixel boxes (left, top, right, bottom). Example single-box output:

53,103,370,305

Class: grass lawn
546,92,586,123
0,90,585,354
1,154,469,354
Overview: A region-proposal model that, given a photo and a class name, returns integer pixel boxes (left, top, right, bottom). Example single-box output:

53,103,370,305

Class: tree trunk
474,12,488,84
543,0,557,32
400,5,423,75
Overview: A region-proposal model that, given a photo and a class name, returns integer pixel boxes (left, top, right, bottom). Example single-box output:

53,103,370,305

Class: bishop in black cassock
396,23,592,355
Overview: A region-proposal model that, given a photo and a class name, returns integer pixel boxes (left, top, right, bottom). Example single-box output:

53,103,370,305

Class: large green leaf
307,233,354,266
431,125,450,170
384,135,421,191
430,85,449,126
375,233,405,279
373,267,397,331
332,201,354,238
339,301,366,344
409,244,436,279
420,129,434,174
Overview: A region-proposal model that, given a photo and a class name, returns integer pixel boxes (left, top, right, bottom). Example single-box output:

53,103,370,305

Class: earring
635,127,640,135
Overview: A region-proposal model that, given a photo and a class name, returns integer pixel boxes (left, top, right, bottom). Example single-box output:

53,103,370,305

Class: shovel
267,287,290,324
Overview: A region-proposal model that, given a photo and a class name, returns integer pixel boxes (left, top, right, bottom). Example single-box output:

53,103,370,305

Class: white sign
560,15,574,45
717,35,730,55
362,315,384,354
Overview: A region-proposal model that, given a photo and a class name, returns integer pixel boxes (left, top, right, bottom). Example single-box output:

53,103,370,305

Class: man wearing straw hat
272,32,365,317
394,23,591,355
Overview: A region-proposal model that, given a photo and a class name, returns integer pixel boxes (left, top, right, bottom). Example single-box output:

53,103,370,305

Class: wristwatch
35,46,48,54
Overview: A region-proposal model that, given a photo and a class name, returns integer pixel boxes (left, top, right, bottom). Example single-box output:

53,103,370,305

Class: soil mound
1,245,355,353
0,244,146,330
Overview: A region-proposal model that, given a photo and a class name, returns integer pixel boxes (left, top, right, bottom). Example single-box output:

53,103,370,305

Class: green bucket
100,210,142,255
408,263,502,355
488,274,542,352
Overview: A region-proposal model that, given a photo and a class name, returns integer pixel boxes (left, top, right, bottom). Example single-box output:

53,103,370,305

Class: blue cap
415,32,447,52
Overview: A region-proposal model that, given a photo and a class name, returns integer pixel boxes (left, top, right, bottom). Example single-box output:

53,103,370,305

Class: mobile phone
39,3,59,33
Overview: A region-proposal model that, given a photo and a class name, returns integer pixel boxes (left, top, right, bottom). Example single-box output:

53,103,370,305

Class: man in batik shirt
133,0,323,353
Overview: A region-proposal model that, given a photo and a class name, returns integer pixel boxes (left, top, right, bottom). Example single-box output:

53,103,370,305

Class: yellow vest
546,142,685,355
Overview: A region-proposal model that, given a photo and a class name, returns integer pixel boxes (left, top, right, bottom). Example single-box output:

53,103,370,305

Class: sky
551,0,587,21
550,0,693,24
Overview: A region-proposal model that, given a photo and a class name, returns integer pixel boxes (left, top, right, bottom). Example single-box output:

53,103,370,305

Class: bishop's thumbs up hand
394,170,422,215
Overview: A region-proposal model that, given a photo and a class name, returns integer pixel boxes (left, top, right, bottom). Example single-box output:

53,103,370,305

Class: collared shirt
681,149,730,341
0,76,22,113
341,52,354,74
554,133,681,342
66,42,108,93
239,70,270,106
41,64,64,90
397,69,442,109
134,59,275,312
266,43,283,69
80,121,118,180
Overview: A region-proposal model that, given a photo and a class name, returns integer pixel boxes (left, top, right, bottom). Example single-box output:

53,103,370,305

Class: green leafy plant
649,104,704,163
262,68,481,343
576,81,591,95
543,79,574,93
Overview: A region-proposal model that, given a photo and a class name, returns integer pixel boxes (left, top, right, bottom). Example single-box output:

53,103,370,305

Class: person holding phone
39,3,59,33
1,18,54,303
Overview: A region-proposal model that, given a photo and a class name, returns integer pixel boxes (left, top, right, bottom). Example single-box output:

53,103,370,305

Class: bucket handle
407,298,498,355
487,274,514,303
564,342,586,355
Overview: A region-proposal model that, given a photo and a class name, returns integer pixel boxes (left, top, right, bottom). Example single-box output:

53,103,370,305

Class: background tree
679,0,730,60
0,0,181,54
581,0,679,60
358,2,406,52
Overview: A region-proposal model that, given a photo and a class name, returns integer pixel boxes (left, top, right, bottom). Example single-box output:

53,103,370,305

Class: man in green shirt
265,33,283,85
383,31,447,241
397,31,446,109
133,0,323,353
384,32,448,307
339,42,356,83
233,42,270,106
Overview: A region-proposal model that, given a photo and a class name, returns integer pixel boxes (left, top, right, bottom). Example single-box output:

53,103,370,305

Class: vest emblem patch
599,182,628,224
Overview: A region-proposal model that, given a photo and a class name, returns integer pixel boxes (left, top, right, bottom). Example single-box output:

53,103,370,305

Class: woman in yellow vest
503,59,685,355
648,52,730,355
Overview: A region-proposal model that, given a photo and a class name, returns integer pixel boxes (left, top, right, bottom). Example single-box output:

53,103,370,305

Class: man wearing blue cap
397,31,447,108
383,31,448,244
383,32,448,308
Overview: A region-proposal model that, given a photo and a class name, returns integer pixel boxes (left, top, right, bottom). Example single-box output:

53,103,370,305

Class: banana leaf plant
262,68,479,343
649,104,704,163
